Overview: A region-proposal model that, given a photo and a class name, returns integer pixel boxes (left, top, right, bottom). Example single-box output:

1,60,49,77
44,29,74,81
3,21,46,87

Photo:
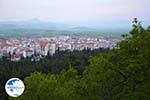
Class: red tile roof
26,49,33,52
40,42,48,47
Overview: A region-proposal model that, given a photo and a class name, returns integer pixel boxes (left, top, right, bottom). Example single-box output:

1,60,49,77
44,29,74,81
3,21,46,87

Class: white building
49,44,56,55
26,49,34,57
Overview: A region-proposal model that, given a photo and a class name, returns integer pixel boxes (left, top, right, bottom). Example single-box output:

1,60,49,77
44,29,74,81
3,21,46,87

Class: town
0,36,122,61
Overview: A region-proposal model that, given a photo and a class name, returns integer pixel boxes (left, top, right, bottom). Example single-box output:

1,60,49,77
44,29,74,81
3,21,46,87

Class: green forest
0,46,108,100
0,19,150,100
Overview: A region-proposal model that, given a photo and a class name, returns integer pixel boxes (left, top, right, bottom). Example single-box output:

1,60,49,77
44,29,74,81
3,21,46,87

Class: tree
82,18,150,99
8,19,150,100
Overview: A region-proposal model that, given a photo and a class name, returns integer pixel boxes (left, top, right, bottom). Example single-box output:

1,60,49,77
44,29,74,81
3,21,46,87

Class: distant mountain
0,19,72,30
0,19,130,34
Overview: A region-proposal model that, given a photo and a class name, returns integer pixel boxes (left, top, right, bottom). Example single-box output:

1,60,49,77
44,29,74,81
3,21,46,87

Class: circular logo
5,78,25,97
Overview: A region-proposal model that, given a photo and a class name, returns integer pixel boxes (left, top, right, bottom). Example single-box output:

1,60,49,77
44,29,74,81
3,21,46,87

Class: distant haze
0,0,149,28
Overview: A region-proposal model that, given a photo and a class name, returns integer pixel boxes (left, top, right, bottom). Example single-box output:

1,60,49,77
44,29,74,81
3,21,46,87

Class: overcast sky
0,0,149,27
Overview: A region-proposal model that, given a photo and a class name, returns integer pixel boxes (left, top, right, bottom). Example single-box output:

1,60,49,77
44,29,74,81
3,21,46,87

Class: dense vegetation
7,19,150,100
0,19,149,100
0,48,108,100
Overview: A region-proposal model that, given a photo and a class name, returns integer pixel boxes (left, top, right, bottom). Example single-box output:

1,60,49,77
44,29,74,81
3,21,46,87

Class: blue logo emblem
5,78,25,97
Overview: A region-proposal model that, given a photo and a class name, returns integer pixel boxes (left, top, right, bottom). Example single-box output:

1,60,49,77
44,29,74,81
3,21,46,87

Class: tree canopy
8,19,150,100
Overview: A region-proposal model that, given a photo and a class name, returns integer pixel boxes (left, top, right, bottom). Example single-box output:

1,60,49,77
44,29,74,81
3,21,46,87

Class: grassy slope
0,29,125,39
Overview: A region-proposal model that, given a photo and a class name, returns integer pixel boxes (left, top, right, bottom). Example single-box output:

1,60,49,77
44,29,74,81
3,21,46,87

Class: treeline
0,48,108,100
8,19,150,100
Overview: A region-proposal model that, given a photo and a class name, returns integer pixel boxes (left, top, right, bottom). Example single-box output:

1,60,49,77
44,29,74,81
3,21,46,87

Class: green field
0,29,125,39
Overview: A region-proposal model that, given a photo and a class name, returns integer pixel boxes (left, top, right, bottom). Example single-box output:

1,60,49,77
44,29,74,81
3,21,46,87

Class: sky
0,0,149,28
